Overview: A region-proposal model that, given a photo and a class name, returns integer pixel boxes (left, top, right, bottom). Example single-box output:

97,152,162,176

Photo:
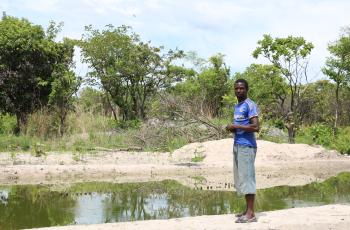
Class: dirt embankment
0,139,350,190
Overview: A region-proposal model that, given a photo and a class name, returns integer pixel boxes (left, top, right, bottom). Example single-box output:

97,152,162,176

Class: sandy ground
1,139,350,229
29,204,350,230
1,139,350,191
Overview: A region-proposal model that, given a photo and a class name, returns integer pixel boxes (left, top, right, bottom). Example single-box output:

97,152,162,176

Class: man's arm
226,116,260,133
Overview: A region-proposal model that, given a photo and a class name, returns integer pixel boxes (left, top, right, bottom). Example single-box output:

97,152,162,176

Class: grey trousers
233,145,257,195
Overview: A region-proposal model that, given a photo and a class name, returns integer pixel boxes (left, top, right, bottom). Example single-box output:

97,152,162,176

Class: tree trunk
334,82,340,131
286,124,295,144
285,112,295,144
105,92,118,122
59,110,66,137
14,113,27,135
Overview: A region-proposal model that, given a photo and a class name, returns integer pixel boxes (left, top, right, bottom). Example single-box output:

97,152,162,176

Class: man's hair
234,78,249,91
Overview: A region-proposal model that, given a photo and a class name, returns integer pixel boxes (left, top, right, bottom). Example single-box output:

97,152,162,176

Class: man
226,79,260,223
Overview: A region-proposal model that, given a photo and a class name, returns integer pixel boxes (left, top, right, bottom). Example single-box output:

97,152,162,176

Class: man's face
234,82,248,100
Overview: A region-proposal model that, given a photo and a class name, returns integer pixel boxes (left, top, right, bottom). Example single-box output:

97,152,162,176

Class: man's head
234,79,249,101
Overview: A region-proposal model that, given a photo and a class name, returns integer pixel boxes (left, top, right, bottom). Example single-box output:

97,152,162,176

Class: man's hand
226,124,236,132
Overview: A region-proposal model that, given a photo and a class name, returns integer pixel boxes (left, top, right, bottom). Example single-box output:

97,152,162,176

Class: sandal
235,215,257,223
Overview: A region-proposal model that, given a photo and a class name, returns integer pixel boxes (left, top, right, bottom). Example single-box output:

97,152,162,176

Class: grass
191,155,206,162
0,134,34,152
2,109,349,156
165,136,189,153
0,114,193,154
259,135,287,143
191,147,206,162
191,175,207,183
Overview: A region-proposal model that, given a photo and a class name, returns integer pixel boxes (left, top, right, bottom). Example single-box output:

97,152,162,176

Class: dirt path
30,204,350,230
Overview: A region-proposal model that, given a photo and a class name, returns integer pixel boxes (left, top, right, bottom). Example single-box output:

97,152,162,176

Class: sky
1,0,350,81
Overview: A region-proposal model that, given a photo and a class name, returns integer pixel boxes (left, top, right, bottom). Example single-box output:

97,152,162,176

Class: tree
79,25,184,121
48,39,81,136
78,87,111,115
0,15,68,133
253,35,314,143
299,80,335,125
200,54,230,117
322,32,350,129
170,54,230,117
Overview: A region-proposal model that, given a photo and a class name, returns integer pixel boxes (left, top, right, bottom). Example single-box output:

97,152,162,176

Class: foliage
115,119,141,129
0,15,70,133
332,127,350,154
0,113,16,134
78,87,113,115
1,15,350,157
309,124,334,146
48,39,82,136
299,80,335,125
79,25,184,121
253,34,314,143
170,53,230,117
297,125,350,154
322,31,350,129
323,33,350,87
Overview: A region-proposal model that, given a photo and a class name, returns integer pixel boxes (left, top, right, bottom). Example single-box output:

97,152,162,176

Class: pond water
1,172,350,229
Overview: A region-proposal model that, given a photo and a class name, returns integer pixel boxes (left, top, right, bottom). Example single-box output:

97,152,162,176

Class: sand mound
172,139,343,167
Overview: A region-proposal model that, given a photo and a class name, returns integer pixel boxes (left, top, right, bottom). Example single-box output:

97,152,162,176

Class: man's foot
235,215,257,223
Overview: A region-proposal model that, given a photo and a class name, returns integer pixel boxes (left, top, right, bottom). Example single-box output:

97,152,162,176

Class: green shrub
332,127,350,154
295,126,314,145
0,114,16,134
297,124,334,147
297,125,350,155
309,124,334,146
116,119,141,129
269,118,285,129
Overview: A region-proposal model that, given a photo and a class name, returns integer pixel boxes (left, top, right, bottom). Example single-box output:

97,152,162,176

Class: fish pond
1,172,350,229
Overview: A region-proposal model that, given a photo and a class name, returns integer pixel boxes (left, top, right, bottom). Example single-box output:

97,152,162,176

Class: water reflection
0,186,75,229
0,172,350,229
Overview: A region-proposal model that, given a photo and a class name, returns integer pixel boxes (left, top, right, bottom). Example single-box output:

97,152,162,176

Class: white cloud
14,0,60,13
3,0,350,79
0,1,10,12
